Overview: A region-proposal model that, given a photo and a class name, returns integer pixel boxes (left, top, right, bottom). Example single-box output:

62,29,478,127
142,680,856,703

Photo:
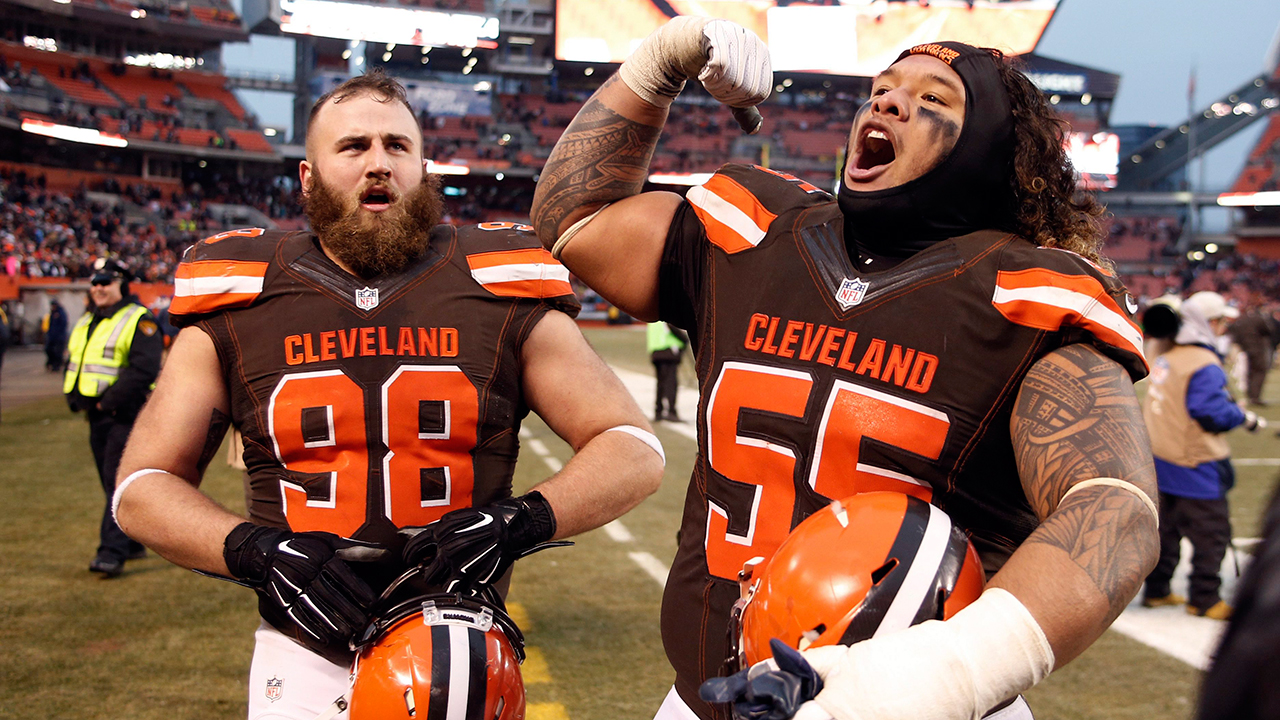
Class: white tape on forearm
1061,477,1159,528
112,468,171,524
551,202,611,260
604,425,665,466
803,588,1054,720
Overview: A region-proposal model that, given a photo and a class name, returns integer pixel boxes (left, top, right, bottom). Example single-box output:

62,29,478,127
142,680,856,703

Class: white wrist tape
551,202,611,260
112,468,171,523
1061,477,1158,528
618,15,711,108
618,17,773,112
802,588,1054,720
604,425,665,466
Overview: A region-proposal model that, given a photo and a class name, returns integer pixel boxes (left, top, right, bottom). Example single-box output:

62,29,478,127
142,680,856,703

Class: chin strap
312,695,348,720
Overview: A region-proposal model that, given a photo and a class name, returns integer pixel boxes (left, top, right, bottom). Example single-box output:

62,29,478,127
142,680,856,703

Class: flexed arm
530,17,772,319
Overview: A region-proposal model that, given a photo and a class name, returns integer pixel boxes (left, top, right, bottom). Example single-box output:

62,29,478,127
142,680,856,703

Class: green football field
1,326,1275,719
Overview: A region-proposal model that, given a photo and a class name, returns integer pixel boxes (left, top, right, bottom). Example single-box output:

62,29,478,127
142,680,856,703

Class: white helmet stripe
446,623,473,720
873,503,954,638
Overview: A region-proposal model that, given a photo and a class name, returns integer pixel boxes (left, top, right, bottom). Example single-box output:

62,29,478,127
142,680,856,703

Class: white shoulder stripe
992,284,1145,356
687,184,768,247
174,274,265,298
875,503,953,638
470,262,571,286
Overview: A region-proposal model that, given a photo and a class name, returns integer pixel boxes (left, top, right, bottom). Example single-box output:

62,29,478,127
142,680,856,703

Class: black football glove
222,522,387,647
700,639,825,720
400,491,564,594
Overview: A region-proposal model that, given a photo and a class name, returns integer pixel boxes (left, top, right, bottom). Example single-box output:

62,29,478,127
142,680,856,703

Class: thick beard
304,169,444,279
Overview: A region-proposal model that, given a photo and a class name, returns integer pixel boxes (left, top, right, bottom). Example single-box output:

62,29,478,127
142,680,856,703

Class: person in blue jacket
1141,291,1264,619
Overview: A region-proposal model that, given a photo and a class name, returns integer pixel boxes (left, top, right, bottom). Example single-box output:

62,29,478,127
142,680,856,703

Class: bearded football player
531,18,1159,720
114,68,665,720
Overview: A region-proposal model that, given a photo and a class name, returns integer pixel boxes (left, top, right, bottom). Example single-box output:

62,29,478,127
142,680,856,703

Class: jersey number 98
267,366,478,537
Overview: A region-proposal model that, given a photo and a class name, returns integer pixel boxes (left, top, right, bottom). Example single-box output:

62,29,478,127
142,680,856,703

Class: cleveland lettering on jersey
742,313,939,394
284,326,460,365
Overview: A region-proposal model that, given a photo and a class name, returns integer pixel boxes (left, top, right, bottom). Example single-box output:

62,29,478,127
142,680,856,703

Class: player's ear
299,160,313,197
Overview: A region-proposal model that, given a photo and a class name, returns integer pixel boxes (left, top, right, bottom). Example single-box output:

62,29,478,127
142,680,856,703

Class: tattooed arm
992,343,1159,667
115,326,245,575
529,74,685,320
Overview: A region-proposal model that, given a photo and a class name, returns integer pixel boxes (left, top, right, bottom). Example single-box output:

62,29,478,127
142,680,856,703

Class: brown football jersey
170,222,577,658
655,164,1147,719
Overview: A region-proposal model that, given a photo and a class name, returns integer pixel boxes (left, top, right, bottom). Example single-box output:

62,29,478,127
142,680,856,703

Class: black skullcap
838,41,1015,257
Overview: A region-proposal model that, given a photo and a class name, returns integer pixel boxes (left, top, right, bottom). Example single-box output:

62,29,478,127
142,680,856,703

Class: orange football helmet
348,593,526,720
732,491,985,668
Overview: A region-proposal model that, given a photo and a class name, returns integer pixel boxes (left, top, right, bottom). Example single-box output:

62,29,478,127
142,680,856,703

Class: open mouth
856,129,896,171
360,186,394,211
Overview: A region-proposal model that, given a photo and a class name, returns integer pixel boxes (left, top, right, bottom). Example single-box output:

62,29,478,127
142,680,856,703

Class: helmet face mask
730,492,985,670
349,593,526,720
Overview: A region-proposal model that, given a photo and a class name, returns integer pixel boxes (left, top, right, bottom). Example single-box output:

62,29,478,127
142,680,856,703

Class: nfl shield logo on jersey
835,277,869,310
265,677,283,703
356,286,380,310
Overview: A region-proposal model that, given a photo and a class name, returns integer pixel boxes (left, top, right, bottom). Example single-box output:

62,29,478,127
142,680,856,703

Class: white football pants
247,622,351,720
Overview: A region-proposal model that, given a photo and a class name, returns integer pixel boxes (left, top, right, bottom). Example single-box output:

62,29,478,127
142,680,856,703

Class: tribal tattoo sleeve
1011,343,1160,619
531,76,666,245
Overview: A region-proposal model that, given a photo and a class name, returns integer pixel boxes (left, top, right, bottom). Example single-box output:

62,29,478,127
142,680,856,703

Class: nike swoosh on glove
400,491,562,595
223,522,387,648
698,20,773,111
700,639,825,720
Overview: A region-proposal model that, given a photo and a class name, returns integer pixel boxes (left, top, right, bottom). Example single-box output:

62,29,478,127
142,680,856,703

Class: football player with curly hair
532,19,1157,720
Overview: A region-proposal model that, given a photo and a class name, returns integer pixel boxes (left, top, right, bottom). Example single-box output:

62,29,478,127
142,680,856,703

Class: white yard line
628,551,670,586
603,520,635,543
1231,457,1280,466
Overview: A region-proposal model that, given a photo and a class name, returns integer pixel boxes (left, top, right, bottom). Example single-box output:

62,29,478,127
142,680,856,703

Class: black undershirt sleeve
657,200,707,343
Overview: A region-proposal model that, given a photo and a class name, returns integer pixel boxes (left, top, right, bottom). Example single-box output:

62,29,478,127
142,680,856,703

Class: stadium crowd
6,155,1280,315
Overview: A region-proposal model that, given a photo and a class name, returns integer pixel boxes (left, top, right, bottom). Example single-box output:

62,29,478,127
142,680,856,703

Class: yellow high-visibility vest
63,303,148,398
647,322,685,353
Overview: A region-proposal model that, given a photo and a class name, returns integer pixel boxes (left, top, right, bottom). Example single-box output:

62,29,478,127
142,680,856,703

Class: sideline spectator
1230,300,1278,406
44,298,67,371
647,321,687,422
1141,291,1264,619
0,303,9,423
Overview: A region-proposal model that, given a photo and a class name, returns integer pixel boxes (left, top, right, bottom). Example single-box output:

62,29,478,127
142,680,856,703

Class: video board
1066,131,1119,191
555,0,1059,77
279,0,498,48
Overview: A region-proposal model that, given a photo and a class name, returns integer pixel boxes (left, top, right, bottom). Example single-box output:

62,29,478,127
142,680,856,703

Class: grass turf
1,325,1276,718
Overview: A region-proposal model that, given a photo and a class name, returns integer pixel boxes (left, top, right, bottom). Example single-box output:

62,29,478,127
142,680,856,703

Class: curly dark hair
993,53,1109,265
305,67,416,148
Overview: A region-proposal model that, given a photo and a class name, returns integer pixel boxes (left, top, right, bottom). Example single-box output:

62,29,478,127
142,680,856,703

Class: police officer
65,259,163,578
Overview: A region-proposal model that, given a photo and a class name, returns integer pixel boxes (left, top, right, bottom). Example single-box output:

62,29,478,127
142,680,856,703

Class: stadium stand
0,39,275,154
178,70,249,121
1232,112,1280,193
96,65,185,116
